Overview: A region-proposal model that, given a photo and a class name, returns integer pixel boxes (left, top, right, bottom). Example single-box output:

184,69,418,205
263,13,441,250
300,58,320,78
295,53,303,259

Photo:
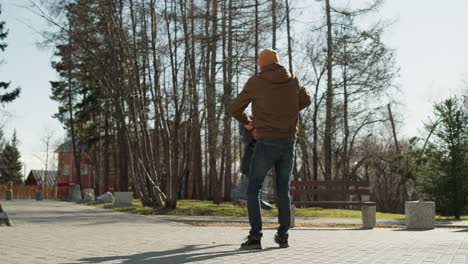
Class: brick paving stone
1,200,468,264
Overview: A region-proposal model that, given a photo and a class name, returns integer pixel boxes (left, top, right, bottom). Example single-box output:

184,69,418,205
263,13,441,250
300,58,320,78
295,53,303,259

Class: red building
55,131,186,198
56,141,95,189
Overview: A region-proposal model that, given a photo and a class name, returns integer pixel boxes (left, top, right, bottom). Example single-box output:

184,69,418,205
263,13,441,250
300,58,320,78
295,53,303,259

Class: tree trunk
223,0,233,201
118,124,129,191
103,110,110,193
163,0,181,208
387,104,400,153
254,0,259,75
272,0,277,50
323,0,334,180
343,61,350,180
286,0,293,73
189,0,203,199
208,0,221,204
67,23,81,190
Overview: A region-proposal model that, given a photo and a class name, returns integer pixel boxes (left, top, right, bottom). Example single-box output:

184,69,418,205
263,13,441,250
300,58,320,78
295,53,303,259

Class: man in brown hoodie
228,48,312,249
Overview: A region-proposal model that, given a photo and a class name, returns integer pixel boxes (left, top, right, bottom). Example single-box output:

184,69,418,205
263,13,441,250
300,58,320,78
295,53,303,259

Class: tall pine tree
0,4,20,104
417,97,468,219
0,130,22,184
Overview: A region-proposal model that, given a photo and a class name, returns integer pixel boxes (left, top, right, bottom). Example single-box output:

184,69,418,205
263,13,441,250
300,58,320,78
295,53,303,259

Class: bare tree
323,0,334,180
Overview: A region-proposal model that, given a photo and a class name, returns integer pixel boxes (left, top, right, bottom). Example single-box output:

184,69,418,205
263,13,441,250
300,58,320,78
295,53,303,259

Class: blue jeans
247,138,295,241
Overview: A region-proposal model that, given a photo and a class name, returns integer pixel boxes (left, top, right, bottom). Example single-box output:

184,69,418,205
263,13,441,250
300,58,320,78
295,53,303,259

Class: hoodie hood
259,63,292,84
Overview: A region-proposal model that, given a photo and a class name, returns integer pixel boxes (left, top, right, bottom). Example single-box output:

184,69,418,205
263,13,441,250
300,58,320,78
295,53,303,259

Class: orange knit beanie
258,48,280,67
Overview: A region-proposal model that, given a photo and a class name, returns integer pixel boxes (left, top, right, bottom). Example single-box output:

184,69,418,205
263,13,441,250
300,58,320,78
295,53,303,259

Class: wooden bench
290,180,376,229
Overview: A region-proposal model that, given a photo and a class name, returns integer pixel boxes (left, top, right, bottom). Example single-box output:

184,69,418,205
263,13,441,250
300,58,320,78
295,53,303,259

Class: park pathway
1,200,468,264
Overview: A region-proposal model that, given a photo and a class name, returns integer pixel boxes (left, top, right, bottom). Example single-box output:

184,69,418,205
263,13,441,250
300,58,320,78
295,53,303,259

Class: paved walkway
156,215,468,228
1,200,468,264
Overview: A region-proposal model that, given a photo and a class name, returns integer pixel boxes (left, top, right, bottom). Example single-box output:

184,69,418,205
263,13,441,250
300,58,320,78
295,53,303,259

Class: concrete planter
6,183,13,200
114,192,133,207
6,189,13,200
361,195,371,202
36,184,43,201
97,192,114,203
361,202,376,229
70,185,82,202
405,201,435,230
83,188,95,201
36,190,43,201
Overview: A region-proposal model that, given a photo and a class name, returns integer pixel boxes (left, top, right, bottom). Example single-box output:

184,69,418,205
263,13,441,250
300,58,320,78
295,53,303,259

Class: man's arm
228,78,254,124
298,84,312,111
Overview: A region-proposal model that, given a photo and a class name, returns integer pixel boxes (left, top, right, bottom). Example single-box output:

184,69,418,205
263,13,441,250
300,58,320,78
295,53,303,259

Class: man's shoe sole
240,244,262,250
274,236,289,248
278,243,289,248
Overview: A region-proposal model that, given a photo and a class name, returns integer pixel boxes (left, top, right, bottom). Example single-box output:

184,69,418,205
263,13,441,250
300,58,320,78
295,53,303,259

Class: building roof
55,140,87,153
26,170,58,186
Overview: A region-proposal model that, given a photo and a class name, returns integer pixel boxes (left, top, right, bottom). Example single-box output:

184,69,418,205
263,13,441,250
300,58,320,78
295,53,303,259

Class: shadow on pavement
292,228,364,231
5,209,153,226
78,244,276,264
391,228,433,232
452,229,468,232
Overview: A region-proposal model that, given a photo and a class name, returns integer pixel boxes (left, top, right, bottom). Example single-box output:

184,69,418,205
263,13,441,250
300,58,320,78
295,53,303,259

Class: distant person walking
228,48,312,249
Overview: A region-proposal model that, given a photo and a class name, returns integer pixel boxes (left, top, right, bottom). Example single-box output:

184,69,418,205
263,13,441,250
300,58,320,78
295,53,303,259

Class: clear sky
1,0,467,174
2,0,64,176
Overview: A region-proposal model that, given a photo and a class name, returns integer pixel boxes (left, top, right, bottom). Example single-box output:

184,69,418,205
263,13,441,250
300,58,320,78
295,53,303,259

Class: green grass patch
435,216,468,220
294,207,405,219
80,200,468,220
88,199,408,219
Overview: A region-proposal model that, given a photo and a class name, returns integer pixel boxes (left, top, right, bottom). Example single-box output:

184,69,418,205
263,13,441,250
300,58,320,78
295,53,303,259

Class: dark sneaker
274,233,289,248
260,200,274,210
240,236,262,250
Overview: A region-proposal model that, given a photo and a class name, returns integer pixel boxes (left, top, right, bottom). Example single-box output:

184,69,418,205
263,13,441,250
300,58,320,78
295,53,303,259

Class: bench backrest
290,180,371,197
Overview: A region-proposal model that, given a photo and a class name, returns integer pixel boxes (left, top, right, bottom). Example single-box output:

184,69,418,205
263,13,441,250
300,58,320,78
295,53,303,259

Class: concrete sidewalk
1,200,468,264
155,214,404,226
155,215,468,228
4,199,468,228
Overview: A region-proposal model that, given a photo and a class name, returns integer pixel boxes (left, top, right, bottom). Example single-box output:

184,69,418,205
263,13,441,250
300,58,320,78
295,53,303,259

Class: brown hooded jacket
228,63,312,139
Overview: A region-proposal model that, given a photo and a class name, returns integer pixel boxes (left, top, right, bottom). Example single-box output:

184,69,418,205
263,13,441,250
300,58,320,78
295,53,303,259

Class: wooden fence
0,185,69,200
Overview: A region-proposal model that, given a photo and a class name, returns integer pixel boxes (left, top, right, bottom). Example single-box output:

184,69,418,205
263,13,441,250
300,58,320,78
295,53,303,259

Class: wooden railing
0,185,69,200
